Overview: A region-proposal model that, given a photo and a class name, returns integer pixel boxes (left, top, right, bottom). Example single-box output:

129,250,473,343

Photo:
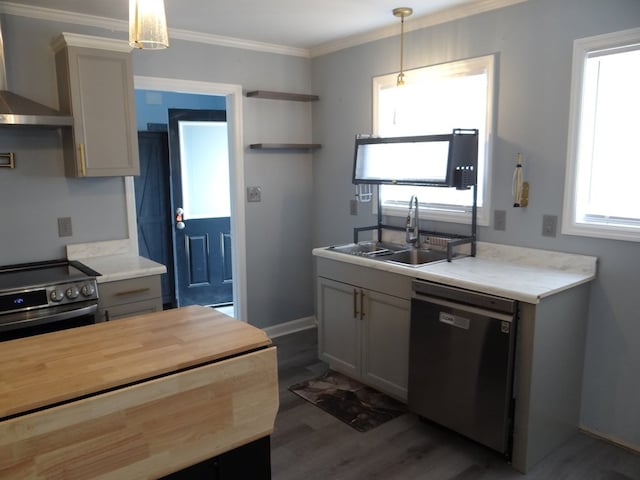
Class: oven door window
0,305,97,342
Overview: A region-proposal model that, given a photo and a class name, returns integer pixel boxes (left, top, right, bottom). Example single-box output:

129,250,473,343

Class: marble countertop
313,242,597,304
77,254,166,283
67,239,166,283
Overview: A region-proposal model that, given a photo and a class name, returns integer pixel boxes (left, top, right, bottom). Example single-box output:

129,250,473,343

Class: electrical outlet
58,217,72,237
542,214,558,237
350,199,358,216
494,209,506,231
247,186,262,203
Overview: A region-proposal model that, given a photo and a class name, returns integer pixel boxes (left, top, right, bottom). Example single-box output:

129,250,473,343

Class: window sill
561,221,640,243
381,204,489,227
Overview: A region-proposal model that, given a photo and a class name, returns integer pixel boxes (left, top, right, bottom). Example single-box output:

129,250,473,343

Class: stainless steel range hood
0,22,72,127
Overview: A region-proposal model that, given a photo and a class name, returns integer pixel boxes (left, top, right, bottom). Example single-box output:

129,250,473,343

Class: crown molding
51,32,132,53
0,2,123,31
168,28,309,58
0,1,310,58
0,0,526,59
310,0,528,58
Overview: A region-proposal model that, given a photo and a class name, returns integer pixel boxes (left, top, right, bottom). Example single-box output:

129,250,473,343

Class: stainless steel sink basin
384,248,448,267
327,242,448,266
327,241,409,257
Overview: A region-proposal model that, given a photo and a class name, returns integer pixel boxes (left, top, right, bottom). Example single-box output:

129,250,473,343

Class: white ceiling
0,0,521,55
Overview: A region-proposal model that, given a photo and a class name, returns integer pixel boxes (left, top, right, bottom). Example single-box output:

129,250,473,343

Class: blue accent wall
134,90,226,131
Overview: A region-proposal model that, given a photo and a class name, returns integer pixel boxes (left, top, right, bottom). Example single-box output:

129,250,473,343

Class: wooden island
0,306,279,479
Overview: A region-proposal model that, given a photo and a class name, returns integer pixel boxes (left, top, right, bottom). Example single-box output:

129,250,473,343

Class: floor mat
289,370,407,432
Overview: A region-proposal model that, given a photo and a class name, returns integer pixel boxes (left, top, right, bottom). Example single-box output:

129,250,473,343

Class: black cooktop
0,259,100,292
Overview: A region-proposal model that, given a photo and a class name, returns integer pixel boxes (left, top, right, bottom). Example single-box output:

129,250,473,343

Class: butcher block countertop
0,305,272,419
0,306,278,479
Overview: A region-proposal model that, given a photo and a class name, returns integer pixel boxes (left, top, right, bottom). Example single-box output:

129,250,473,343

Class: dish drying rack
352,183,477,262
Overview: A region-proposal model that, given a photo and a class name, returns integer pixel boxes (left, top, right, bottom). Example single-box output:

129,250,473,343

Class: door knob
175,207,185,229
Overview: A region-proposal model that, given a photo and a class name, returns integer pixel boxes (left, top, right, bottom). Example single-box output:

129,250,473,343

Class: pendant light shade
393,7,413,87
129,0,169,49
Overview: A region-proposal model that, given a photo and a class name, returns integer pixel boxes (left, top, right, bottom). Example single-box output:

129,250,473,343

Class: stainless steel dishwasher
408,279,517,457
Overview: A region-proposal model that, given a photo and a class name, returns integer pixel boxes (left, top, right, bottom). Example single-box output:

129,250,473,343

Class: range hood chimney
0,21,72,126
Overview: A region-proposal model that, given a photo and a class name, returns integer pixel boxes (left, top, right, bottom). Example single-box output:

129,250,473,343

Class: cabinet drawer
98,275,161,309
99,299,162,322
317,257,412,300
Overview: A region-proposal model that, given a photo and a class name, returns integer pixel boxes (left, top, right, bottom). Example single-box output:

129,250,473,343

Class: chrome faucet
405,195,420,246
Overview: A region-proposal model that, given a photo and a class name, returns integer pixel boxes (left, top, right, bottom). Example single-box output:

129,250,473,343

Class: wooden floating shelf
250,143,321,151
246,90,319,102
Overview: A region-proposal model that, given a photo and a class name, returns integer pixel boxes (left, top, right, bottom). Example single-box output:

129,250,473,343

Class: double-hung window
562,28,640,242
373,54,495,225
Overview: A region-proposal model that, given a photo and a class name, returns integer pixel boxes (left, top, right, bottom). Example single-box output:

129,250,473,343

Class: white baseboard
579,425,640,454
263,316,317,339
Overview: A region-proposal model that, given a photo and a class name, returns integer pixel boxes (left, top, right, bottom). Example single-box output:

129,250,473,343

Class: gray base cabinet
317,258,411,401
316,255,592,474
53,33,139,177
98,275,162,322
317,277,359,378
361,289,410,399
511,283,590,473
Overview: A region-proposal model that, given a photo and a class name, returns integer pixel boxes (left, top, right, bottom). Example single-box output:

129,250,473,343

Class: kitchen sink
383,248,448,267
327,241,448,266
327,241,409,257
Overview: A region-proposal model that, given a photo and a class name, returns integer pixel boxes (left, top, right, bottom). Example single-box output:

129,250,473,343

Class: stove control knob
50,289,65,302
81,284,96,297
65,286,80,300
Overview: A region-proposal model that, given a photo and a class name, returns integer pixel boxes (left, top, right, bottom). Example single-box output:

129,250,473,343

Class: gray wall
0,14,314,329
0,128,127,264
0,17,128,264
311,0,640,447
130,40,315,329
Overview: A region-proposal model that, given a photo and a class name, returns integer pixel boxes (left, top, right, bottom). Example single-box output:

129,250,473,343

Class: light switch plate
247,186,262,203
494,209,506,231
542,214,558,237
58,217,72,237
350,199,358,216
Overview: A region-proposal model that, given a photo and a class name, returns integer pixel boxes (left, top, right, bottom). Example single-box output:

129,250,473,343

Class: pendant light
393,7,413,87
129,0,170,49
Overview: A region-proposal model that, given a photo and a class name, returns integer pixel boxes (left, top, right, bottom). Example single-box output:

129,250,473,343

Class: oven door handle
0,304,98,331
42,303,98,323
412,292,514,322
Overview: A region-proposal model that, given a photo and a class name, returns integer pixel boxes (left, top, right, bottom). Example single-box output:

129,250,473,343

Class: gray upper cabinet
53,33,140,177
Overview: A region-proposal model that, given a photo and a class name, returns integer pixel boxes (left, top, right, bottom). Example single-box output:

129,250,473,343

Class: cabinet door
57,43,139,177
317,277,360,378
361,290,410,401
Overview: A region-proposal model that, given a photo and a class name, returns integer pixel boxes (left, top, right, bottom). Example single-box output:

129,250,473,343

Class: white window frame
562,27,640,242
372,54,495,226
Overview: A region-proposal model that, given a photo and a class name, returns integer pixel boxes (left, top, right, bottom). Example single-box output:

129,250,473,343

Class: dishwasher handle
412,292,515,323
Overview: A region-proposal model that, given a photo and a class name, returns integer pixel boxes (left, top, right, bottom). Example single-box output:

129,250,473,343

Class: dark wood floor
270,328,640,480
